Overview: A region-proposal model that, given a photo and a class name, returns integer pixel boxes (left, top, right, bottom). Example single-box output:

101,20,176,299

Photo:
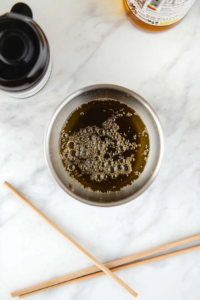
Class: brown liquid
124,0,182,32
60,99,149,193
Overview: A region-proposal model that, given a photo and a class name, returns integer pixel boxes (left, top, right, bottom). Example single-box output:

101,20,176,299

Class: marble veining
0,1,200,299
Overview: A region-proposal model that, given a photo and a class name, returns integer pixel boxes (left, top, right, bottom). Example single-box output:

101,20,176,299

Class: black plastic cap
11,3,33,19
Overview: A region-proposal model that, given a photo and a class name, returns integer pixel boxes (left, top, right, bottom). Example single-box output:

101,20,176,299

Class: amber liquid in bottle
124,0,184,32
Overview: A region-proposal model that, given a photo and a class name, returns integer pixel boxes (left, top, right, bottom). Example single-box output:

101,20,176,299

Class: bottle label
127,0,196,26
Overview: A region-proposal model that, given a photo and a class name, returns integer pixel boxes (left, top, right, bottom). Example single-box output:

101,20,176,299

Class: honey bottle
124,0,196,32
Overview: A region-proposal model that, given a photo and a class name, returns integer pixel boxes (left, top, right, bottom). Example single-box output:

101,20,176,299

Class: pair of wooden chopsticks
12,238,200,298
11,243,200,298
4,182,200,299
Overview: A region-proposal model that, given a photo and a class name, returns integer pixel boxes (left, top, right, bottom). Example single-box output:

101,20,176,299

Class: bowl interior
45,85,163,206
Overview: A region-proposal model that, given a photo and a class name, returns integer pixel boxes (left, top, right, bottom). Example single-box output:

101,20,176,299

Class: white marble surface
1,1,200,299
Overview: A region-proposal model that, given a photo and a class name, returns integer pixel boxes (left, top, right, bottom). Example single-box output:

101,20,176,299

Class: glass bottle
0,3,51,98
124,0,196,32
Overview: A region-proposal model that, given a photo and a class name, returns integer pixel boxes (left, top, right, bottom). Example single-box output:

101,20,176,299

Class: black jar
0,3,51,98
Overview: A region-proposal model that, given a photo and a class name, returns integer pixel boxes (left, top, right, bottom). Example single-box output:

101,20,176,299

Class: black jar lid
0,3,50,93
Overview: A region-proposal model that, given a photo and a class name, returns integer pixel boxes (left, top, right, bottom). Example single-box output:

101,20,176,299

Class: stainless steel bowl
45,84,164,207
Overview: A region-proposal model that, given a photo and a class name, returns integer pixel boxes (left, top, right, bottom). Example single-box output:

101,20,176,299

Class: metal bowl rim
45,84,164,207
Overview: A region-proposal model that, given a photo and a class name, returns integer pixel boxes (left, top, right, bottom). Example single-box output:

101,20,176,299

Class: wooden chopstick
18,244,200,298
4,182,138,298
11,233,200,298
